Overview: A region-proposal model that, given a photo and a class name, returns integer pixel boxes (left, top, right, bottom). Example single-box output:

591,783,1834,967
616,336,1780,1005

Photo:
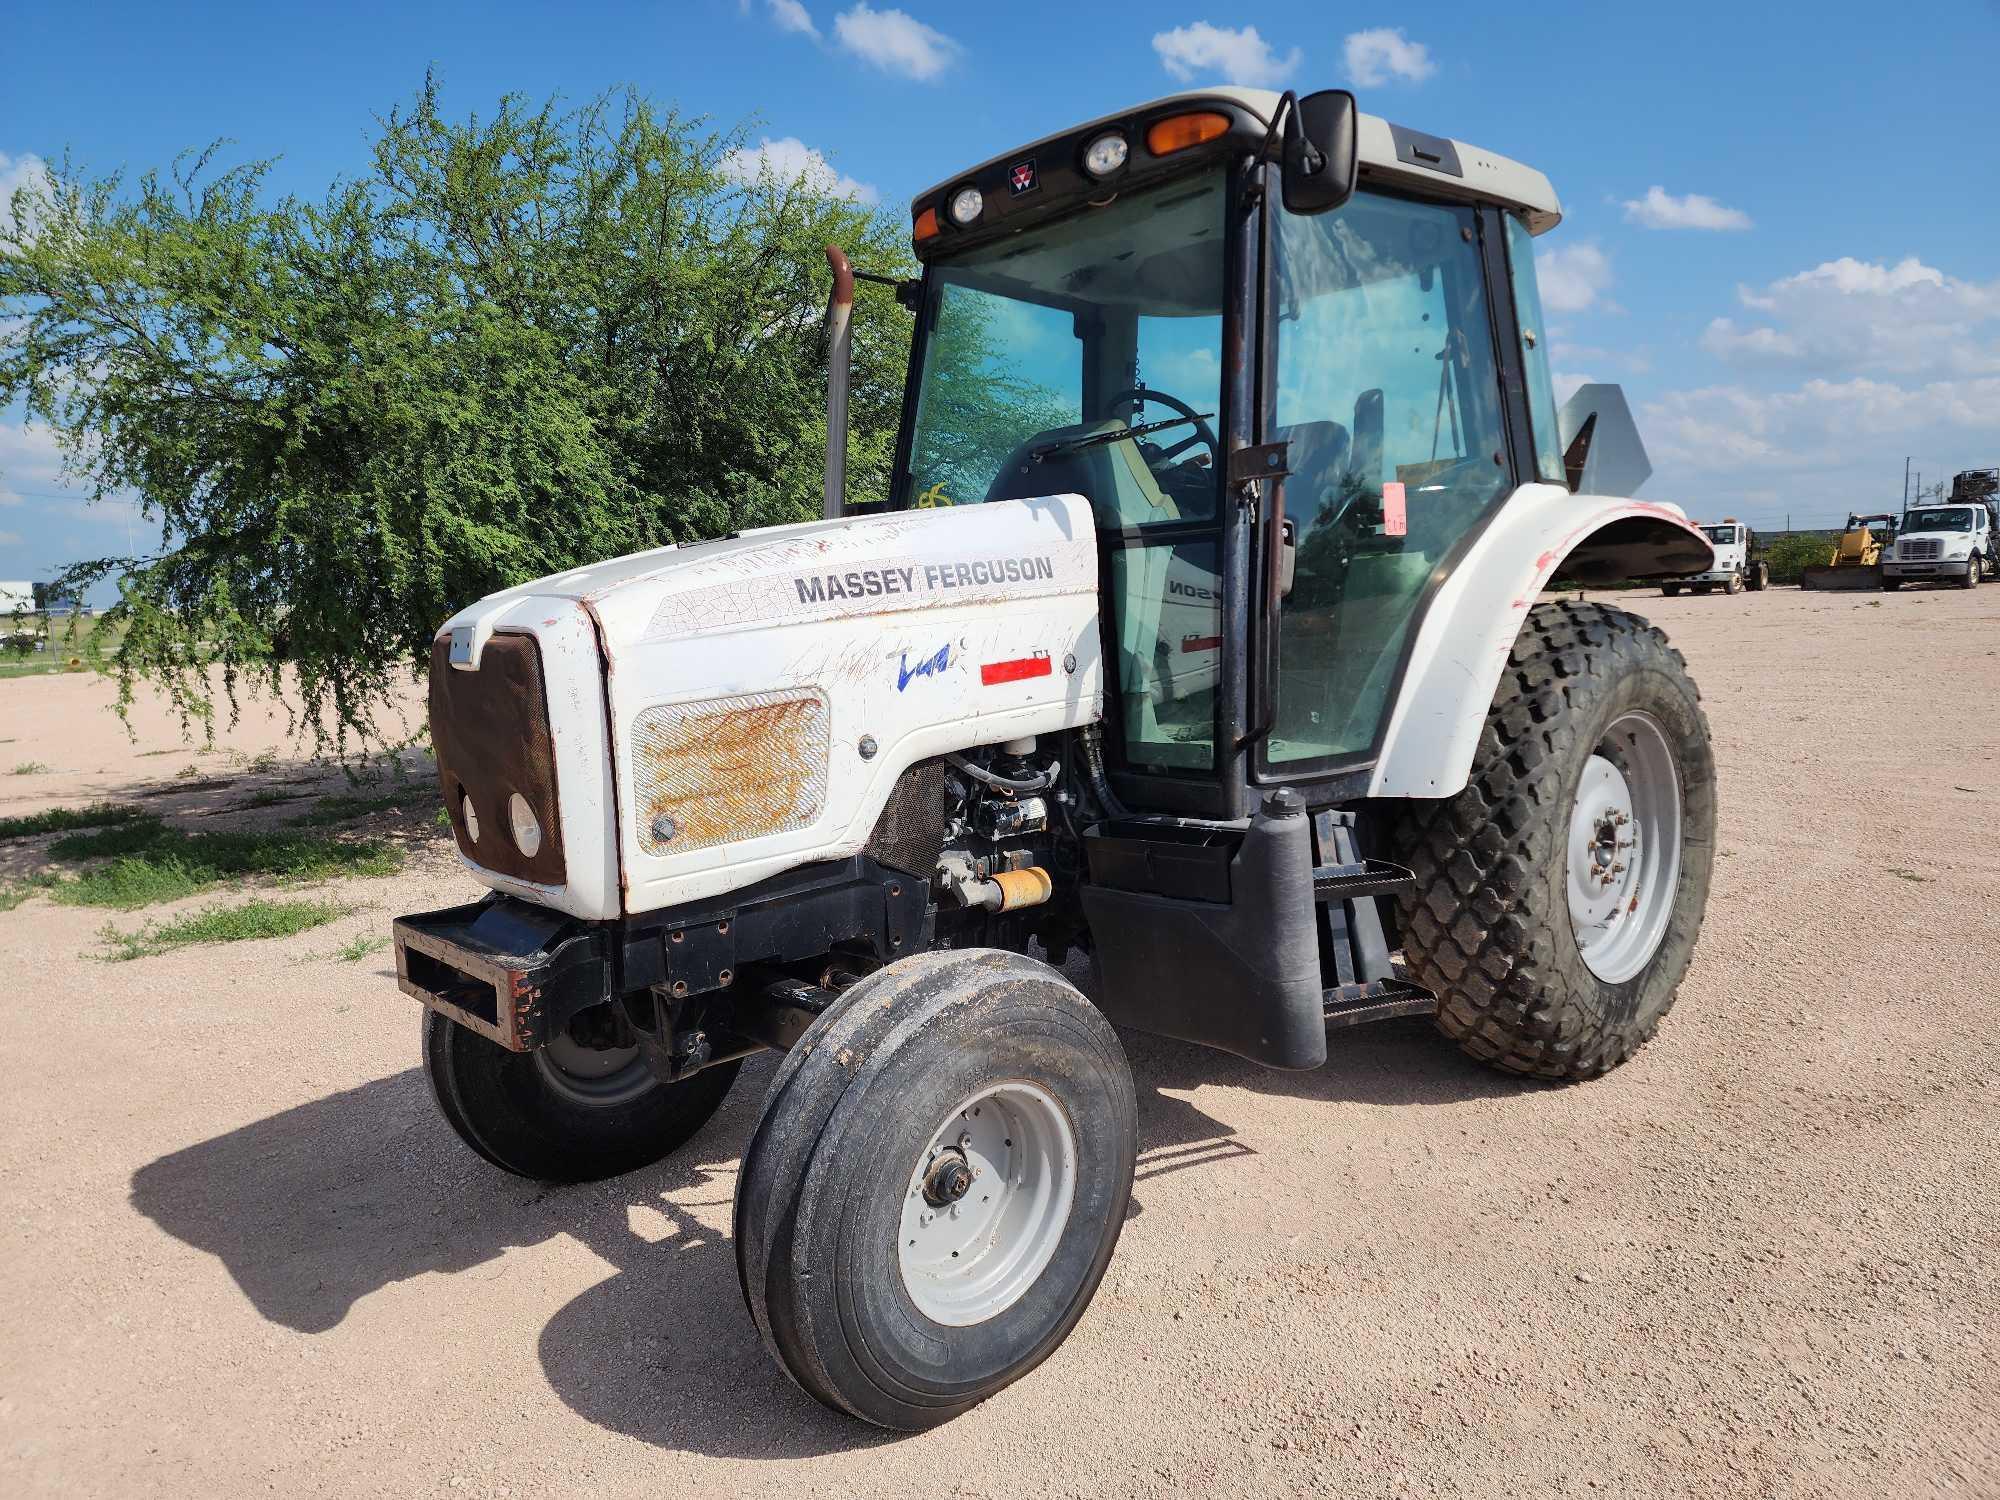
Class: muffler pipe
822,244,854,520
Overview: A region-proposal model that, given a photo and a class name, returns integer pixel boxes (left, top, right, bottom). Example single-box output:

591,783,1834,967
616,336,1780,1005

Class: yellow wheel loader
1800,512,1899,590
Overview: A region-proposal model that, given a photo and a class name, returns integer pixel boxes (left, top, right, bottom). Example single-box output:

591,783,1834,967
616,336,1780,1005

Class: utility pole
1904,456,1912,507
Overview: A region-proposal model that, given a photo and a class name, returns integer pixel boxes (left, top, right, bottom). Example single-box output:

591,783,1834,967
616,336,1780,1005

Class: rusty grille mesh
429,632,567,887
632,689,830,856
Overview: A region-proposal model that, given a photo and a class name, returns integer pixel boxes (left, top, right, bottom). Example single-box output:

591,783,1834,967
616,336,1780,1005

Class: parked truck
390,87,1718,1430
1664,519,1767,596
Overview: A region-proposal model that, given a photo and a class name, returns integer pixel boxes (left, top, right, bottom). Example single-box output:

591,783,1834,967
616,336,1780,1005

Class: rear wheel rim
1567,710,1684,985
897,1082,1078,1327
533,1034,657,1107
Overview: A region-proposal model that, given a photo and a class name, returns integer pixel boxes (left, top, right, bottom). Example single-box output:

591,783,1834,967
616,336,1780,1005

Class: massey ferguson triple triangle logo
1009,159,1038,196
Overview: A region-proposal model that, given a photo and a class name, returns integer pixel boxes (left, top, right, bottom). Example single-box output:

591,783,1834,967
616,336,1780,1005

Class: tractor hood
429,494,1105,921
439,495,1099,669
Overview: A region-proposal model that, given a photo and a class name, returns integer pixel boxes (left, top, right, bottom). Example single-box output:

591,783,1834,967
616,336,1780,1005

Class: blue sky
3,0,1998,595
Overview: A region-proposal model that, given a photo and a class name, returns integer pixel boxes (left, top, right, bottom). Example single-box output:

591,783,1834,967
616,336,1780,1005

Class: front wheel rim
897,1081,1078,1327
1567,710,1684,985
532,1034,657,1107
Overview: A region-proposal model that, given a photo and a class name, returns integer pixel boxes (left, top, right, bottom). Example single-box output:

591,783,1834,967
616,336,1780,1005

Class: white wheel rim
1566,710,1683,985
897,1081,1078,1327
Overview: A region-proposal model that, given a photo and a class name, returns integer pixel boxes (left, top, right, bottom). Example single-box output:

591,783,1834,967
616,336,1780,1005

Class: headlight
1082,132,1129,178
508,792,542,857
947,186,983,227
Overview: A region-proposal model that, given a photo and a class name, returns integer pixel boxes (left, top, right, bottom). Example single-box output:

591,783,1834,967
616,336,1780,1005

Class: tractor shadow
127,1013,1522,1457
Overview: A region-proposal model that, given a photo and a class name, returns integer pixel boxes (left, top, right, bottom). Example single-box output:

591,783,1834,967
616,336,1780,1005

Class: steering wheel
1106,388,1221,471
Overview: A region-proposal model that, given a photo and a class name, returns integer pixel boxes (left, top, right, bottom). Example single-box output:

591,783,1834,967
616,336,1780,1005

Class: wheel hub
898,1082,1078,1328
1566,711,1684,985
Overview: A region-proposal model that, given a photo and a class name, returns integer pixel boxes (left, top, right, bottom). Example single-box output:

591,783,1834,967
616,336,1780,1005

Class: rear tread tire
422,1008,739,1182
1394,602,1717,1082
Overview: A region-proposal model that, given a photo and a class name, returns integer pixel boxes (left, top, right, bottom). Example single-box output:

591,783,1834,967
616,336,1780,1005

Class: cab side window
1268,192,1513,769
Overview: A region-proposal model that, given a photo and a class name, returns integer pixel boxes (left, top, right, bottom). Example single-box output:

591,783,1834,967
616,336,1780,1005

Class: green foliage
0,78,914,749
0,873,61,912
0,801,149,840
11,761,52,775
288,790,428,826
46,818,399,908
98,898,352,960
333,932,390,963
1763,531,1837,586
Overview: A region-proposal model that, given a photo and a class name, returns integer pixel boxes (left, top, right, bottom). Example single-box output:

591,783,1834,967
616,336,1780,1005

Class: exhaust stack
822,244,854,520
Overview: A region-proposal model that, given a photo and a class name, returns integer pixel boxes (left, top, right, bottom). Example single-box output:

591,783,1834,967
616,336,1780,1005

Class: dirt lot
1,585,1996,1500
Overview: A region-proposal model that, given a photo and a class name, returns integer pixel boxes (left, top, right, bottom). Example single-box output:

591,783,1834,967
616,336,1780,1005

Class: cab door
1256,190,1549,787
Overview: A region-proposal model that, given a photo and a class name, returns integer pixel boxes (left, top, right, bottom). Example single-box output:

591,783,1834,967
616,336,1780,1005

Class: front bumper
1881,559,1970,579
394,898,611,1051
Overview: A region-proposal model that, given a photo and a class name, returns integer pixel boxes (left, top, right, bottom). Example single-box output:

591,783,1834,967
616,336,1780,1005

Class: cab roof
915,87,1562,234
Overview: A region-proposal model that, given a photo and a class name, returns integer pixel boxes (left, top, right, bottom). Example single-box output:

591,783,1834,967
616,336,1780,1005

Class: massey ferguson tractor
395,88,1718,1430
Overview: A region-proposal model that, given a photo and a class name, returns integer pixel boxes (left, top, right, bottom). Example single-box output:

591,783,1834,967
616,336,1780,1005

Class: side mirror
1281,90,1359,215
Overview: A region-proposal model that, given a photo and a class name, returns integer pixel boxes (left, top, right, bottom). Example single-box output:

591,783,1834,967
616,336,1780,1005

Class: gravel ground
1,584,1995,1499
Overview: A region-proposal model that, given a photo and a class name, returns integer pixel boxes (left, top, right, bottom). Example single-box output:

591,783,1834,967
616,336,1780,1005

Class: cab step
1312,859,1417,902
1322,978,1439,1029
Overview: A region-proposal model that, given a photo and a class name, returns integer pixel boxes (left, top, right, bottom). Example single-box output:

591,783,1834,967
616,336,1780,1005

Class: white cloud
765,0,819,37
832,4,959,81
717,136,879,205
0,150,50,242
1699,255,2000,378
1343,28,1435,87
1152,23,1301,87
1621,185,1752,231
1552,371,1597,406
1538,242,1613,314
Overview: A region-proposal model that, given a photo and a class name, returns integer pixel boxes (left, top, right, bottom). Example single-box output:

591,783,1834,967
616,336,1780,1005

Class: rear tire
734,950,1136,1431
1661,583,1681,598
1747,562,1768,592
423,1007,739,1182
1395,602,1717,1081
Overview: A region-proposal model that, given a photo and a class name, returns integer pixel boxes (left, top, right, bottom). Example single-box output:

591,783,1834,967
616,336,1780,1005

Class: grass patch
12,761,52,775
99,898,352,961
46,820,401,910
0,802,150,841
289,791,427,827
0,873,61,913
241,787,312,810
1887,867,1931,884
333,932,389,963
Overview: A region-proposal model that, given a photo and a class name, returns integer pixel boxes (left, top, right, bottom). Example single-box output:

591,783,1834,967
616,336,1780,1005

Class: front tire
734,950,1136,1431
423,1007,740,1181
1881,576,1902,591
1661,583,1681,598
1963,556,1984,589
1724,570,1744,595
1396,603,1717,1081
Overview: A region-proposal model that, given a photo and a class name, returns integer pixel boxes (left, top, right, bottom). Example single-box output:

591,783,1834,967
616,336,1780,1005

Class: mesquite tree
0,81,912,747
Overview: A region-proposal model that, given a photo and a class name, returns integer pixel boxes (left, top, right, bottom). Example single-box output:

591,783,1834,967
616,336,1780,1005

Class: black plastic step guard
1080,791,1328,1070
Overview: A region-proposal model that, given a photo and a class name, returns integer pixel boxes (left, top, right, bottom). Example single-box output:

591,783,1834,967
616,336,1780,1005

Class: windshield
1903,507,1976,533
897,171,1226,522
1702,525,1739,545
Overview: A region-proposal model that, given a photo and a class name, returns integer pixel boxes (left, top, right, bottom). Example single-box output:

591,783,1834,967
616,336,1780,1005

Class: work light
1082,132,1129,177
948,186,984,226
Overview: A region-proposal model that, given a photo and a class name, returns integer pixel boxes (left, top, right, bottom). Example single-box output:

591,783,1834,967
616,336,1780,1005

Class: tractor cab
881,89,1607,819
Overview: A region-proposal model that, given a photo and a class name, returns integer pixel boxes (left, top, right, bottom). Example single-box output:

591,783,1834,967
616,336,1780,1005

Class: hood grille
1901,538,1942,560
429,633,568,887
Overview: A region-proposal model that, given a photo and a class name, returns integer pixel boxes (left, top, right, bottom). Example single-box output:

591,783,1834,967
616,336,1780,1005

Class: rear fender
1368,483,1711,798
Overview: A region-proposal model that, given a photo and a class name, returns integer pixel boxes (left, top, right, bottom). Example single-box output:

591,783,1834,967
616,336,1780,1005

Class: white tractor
394,88,1719,1430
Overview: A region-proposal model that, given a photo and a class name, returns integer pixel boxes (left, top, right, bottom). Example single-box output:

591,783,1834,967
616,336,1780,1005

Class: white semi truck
1880,499,1999,588
391,88,1719,1429
1664,519,1767,596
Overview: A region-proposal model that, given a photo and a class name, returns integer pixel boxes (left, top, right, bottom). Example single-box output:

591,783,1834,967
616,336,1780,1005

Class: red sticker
980,655,1052,685
1382,482,1407,537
